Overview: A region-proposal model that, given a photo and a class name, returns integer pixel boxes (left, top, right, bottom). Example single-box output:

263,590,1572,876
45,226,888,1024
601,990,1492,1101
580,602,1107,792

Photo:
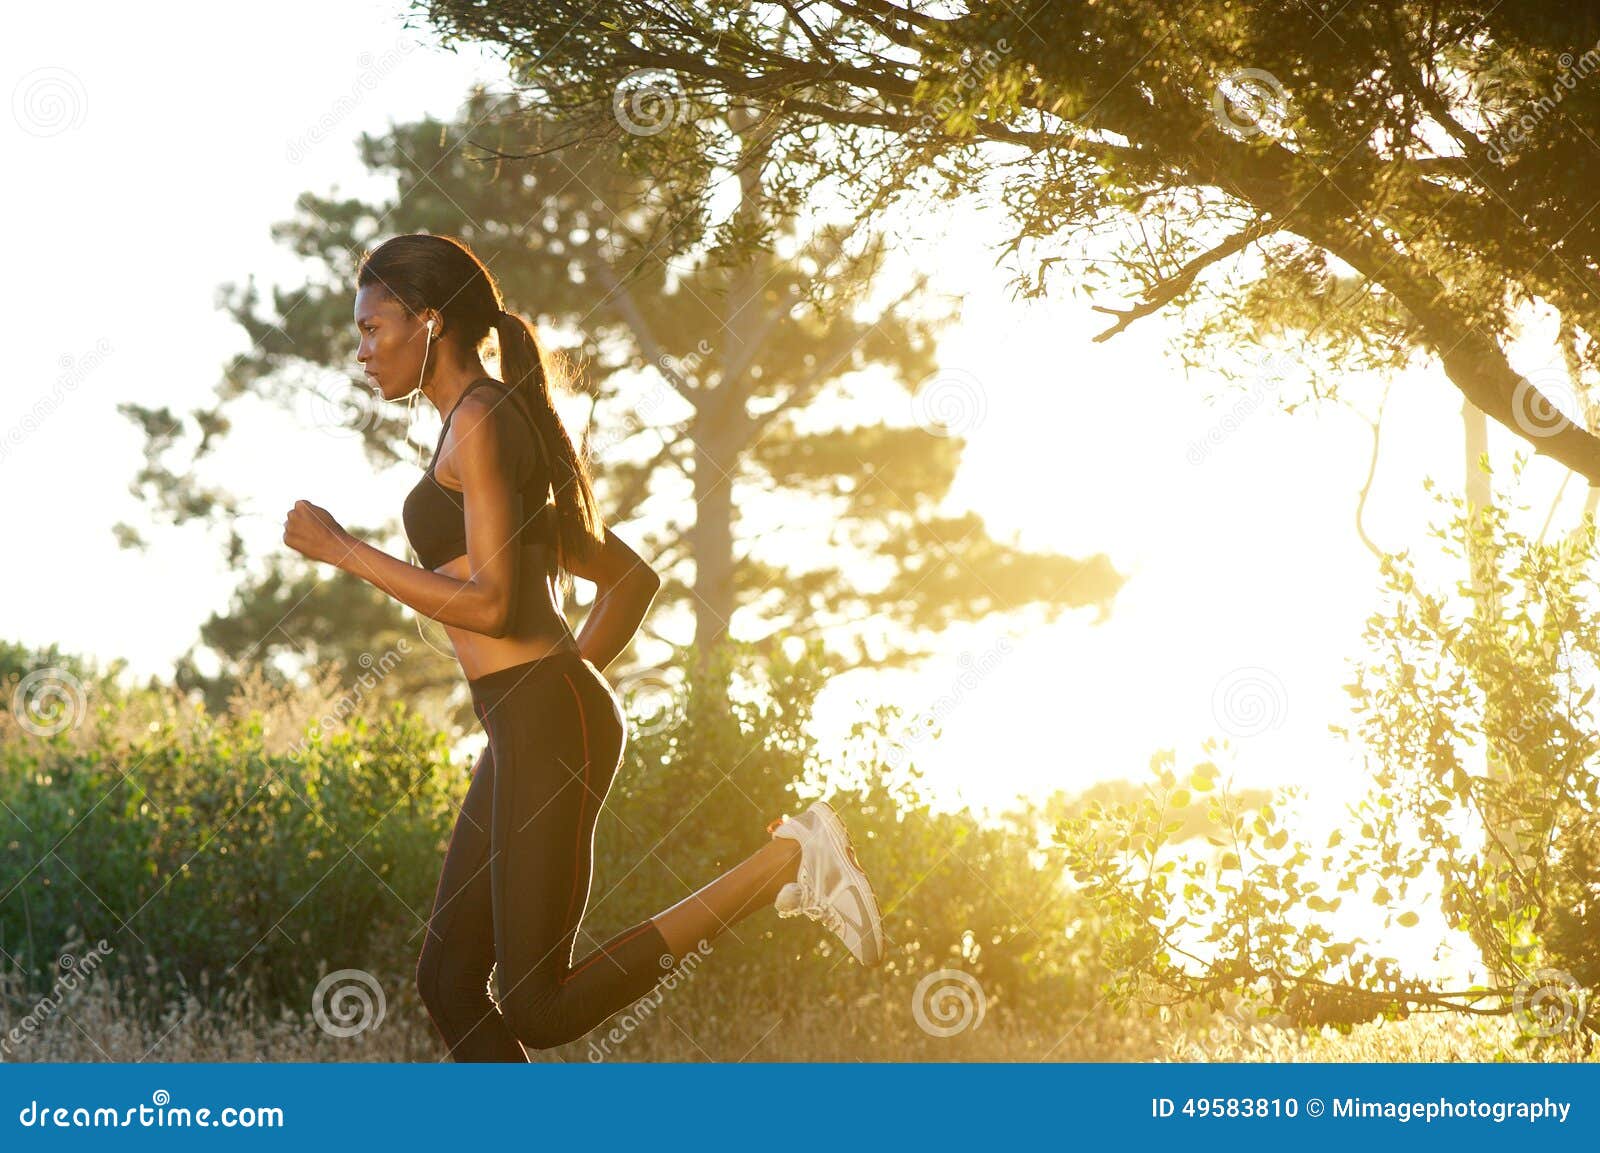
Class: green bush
591,636,1112,1026
0,678,460,1013
1,636,1114,1047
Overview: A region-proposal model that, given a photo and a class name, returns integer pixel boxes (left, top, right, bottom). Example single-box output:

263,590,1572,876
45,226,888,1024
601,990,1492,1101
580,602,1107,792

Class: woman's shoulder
450,378,547,483
464,377,537,426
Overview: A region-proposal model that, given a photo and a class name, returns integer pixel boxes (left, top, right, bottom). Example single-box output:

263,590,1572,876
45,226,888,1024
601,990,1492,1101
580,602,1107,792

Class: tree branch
1091,219,1277,342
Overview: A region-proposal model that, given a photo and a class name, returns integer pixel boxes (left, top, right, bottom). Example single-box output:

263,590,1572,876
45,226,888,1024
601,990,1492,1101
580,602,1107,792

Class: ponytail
494,308,604,598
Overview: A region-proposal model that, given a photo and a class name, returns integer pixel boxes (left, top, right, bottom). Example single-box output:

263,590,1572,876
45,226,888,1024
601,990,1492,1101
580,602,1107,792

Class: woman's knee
499,989,576,1051
416,940,485,1018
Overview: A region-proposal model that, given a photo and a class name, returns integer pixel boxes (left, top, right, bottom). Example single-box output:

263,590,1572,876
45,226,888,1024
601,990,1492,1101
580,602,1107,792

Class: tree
122,86,1121,701
168,551,467,726
416,1,1600,481
1057,483,1600,1043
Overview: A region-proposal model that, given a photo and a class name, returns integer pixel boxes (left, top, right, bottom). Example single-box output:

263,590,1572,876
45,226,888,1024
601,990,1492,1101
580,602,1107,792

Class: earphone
407,315,437,470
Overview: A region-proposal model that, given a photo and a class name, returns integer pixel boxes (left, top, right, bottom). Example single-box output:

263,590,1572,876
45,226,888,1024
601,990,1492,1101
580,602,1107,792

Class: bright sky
4,0,513,665
6,1,1589,983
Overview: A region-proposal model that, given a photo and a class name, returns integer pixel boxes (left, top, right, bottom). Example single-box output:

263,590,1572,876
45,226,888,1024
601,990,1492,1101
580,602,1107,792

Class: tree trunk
683,101,769,690
689,408,739,660
1290,213,1600,483
1461,399,1525,986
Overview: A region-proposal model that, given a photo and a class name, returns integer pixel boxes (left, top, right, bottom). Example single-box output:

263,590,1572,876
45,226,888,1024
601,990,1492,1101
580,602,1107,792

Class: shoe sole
809,800,887,967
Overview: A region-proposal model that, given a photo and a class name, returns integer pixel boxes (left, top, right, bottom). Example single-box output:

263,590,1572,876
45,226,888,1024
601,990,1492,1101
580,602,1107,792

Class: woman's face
353,284,429,402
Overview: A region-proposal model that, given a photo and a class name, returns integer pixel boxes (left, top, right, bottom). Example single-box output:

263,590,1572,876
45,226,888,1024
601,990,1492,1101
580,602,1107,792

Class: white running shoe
769,800,886,967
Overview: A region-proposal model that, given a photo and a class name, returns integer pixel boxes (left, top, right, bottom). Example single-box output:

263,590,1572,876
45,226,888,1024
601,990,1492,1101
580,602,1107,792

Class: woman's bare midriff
434,540,579,680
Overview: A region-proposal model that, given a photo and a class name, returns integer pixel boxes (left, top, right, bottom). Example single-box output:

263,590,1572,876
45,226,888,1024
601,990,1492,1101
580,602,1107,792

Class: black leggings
415,647,678,1059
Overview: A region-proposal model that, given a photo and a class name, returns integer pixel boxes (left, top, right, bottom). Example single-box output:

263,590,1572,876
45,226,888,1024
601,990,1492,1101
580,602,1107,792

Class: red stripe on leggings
558,921,657,986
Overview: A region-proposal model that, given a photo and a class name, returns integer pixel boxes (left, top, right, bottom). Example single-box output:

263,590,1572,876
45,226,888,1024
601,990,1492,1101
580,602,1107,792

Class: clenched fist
283,500,353,566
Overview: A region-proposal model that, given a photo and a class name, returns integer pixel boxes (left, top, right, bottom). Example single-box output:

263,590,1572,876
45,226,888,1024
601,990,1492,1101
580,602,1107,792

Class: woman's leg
648,835,801,958
415,743,528,1061
479,655,803,1051
482,659,669,1051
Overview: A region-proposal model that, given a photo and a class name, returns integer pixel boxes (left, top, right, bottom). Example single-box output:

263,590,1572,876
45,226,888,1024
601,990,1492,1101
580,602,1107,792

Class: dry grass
1162,1010,1599,1063
0,657,455,765
3,960,1593,1063
0,960,1151,1063
3,663,305,763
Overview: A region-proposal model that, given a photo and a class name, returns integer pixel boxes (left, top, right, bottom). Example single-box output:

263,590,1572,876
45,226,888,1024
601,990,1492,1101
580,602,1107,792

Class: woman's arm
287,393,529,637
565,528,662,674
333,538,505,635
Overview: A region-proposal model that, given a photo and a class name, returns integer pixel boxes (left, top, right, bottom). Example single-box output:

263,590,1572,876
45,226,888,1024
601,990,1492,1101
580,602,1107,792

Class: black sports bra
402,377,558,572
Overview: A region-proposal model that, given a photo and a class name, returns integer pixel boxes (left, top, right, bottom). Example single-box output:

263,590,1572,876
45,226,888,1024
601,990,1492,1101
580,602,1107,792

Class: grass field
4,961,1593,1064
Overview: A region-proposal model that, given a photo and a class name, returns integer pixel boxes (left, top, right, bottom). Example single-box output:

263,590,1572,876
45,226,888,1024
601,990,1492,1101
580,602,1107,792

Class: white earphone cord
404,318,437,571
408,319,435,469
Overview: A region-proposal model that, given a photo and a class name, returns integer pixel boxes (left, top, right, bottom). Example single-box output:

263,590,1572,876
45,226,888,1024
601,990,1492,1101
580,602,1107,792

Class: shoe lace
801,882,847,936
786,865,846,936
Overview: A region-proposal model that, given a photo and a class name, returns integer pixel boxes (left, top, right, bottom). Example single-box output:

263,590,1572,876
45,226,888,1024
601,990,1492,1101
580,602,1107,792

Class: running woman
281,233,886,1060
